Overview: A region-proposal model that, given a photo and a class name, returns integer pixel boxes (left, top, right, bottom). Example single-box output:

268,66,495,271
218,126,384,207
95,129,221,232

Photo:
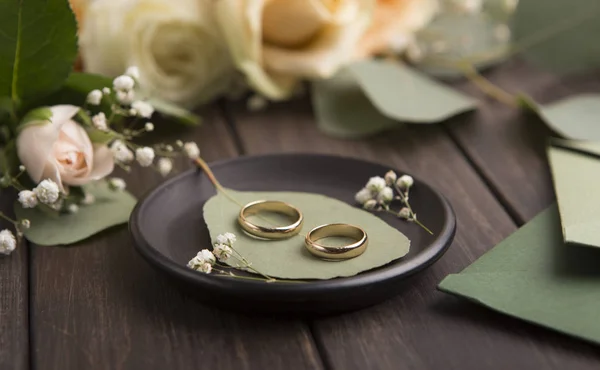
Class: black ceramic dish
130,154,456,314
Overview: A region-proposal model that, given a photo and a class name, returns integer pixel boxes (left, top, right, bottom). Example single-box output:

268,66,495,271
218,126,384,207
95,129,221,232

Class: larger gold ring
305,224,368,261
238,200,304,239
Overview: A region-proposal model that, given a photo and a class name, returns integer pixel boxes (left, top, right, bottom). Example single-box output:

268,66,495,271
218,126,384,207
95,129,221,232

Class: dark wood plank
0,192,28,370
447,58,600,223
30,108,324,370
230,98,600,370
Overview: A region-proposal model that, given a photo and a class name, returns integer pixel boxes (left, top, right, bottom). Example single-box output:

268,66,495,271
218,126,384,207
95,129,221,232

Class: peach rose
17,105,115,192
215,0,375,100
356,0,438,58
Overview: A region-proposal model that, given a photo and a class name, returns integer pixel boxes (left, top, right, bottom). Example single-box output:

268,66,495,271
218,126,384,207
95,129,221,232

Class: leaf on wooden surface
413,11,511,78
311,69,399,139
0,0,78,106
203,189,410,280
15,181,137,246
347,60,477,123
512,0,600,74
534,94,600,140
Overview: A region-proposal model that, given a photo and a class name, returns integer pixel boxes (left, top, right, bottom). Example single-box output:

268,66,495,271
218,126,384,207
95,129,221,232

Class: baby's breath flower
20,219,31,230
216,234,228,245
0,229,17,255
145,122,154,132
87,89,103,105
102,87,111,95
355,188,373,205
135,147,155,167
68,204,79,214
92,112,108,131
366,176,386,193
81,193,96,205
111,140,134,163
183,142,200,159
125,66,140,80
157,158,173,177
165,145,173,152
33,179,60,205
18,190,38,208
187,256,202,269
398,207,411,220
247,94,268,112
223,232,237,244
213,243,233,261
405,41,424,63
363,199,378,210
175,140,183,147
113,75,135,91
117,90,135,105
128,108,137,116
198,262,212,274
132,101,154,118
108,178,127,191
384,171,397,185
19,165,25,172
377,187,394,204
397,175,414,190
197,249,216,265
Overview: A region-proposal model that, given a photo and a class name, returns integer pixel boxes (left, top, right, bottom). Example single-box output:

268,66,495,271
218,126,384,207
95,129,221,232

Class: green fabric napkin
439,205,600,345
548,139,600,248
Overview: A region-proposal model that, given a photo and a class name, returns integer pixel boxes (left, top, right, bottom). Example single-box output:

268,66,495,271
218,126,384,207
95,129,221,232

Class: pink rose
17,105,114,191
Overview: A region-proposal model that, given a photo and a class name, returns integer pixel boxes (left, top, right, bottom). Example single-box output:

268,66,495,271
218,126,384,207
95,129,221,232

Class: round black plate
130,154,456,314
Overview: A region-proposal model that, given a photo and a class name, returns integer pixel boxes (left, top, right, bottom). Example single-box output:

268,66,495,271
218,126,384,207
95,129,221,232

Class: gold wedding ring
305,224,368,261
238,200,304,239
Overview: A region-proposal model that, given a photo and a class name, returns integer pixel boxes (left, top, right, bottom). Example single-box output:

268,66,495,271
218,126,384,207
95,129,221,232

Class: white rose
215,0,375,100
79,0,234,108
17,105,115,192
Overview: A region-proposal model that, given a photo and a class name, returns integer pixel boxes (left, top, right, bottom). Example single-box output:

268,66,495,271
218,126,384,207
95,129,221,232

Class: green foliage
0,0,78,109
312,61,477,138
513,0,600,74
534,94,600,140
15,181,137,246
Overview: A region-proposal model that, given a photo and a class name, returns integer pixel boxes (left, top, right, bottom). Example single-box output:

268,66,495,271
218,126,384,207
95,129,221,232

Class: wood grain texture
447,59,600,223
230,98,600,370
29,109,324,370
0,192,28,370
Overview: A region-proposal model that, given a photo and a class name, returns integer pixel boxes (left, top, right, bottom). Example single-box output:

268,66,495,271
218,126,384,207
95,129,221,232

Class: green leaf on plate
312,69,399,139
413,11,511,78
15,181,137,246
512,0,600,74
0,0,78,107
533,94,600,140
347,60,477,123
203,189,410,280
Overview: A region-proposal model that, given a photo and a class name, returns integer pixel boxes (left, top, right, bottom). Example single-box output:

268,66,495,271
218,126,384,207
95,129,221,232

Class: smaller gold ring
238,200,304,239
305,224,368,261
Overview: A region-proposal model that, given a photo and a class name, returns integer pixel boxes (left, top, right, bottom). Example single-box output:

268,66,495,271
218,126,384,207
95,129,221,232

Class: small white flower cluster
355,170,419,223
0,229,17,255
187,232,236,274
18,178,61,210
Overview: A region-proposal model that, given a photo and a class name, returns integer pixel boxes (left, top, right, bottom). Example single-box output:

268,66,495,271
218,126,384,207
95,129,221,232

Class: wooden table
2,59,600,370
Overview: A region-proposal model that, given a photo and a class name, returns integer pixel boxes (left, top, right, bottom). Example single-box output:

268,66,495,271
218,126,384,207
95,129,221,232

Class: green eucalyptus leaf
312,69,399,139
534,94,600,140
413,11,511,79
203,189,410,280
348,60,477,123
15,181,137,246
0,0,78,107
0,140,19,176
86,129,119,144
512,0,600,74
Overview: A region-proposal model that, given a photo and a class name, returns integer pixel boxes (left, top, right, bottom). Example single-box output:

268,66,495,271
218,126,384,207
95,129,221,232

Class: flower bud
384,171,397,185
398,207,411,220
377,187,394,204
363,199,378,210
397,175,414,190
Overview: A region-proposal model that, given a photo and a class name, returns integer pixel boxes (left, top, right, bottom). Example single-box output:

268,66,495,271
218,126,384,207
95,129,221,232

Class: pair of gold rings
238,200,368,261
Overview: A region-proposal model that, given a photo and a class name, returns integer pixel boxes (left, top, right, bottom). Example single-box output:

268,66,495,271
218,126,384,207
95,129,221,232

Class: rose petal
88,145,115,181
39,160,65,193
60,120,94,172
50,105,80,126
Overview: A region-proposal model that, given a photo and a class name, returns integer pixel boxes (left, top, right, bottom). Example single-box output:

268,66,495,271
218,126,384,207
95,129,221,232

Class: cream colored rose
17,106,114,192
215,0,375,100
79,0,234,108
356,0,438,58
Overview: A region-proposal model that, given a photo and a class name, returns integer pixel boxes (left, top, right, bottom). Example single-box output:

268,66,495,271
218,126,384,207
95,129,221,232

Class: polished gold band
305,223,368,261
238,200,304,239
